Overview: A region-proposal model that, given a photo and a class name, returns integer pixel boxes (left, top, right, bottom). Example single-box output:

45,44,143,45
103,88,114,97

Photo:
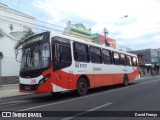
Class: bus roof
49,32,137,57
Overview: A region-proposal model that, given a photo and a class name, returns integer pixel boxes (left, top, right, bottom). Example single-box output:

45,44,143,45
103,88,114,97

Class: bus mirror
42,50,50,58
15,48,22,63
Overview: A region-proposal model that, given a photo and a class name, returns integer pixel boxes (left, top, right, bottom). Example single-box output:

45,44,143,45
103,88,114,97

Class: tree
15,28,34,49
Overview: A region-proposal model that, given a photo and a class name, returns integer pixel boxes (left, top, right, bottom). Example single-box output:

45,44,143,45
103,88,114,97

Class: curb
139,75,160,79
0,92,33,99
0,84,18,87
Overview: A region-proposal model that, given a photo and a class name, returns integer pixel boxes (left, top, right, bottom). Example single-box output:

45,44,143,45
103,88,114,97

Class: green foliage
14,28,34,49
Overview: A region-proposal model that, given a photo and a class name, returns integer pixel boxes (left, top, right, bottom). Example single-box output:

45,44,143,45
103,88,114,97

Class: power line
0,8,66,29
0,0,61,23
0,3,93,40
0,15,63,32
0,4,91,33
0,18,48,33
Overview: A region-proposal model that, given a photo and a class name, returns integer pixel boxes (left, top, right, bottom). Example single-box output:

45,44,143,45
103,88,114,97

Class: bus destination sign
23,35,44,46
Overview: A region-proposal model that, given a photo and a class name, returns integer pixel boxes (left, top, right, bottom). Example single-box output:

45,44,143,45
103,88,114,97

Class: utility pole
104,28,109,46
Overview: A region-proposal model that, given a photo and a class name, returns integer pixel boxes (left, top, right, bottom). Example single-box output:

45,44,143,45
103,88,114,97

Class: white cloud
30,0,160,49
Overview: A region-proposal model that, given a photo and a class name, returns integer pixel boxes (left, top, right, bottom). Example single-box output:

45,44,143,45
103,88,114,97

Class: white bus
18,31,140,95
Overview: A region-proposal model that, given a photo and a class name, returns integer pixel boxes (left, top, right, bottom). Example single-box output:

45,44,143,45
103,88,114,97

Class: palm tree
15,28,34,49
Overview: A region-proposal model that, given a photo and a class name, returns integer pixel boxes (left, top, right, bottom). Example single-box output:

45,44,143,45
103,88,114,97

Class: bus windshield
20,42,50,71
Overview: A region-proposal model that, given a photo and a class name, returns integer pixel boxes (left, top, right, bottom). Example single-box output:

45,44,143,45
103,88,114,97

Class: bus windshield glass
20,42,50,71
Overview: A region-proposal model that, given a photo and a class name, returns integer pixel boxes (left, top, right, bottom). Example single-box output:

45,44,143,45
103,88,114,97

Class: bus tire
123,75,129,86
76,77,88,96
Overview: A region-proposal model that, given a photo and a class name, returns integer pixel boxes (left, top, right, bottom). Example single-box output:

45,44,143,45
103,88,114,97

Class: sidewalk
0,84,32,99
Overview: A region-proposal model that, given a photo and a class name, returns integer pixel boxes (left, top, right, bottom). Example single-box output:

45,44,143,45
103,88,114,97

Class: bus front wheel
76,78,88,96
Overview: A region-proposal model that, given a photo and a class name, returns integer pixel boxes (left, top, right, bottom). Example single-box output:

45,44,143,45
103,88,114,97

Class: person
151,67,155,77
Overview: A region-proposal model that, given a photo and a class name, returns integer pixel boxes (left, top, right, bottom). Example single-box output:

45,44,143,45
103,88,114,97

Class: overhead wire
0,1,94,40
0,15,92,40
0,5,66,29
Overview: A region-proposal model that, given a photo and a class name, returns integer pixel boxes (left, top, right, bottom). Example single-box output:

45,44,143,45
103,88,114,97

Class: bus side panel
68,74,94,90
39,68,55,93
88,74,95,88
102,65,124,85
38,81,53,93
93,74,103,87
103,74,114,85
68,74,80,90
128,67,140,81
103,74,124,85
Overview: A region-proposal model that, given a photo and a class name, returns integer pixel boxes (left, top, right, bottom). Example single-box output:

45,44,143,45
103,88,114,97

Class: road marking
18,78,160,111
61,103,112,120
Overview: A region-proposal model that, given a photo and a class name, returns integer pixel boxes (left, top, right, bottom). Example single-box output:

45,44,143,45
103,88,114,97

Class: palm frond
14,28,34,50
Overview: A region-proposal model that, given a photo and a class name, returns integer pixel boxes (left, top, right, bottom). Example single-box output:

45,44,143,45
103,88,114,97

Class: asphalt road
1,76,160,120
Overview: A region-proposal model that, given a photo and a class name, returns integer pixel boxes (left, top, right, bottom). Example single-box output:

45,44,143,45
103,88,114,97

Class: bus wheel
123,75,129,86
77,78,88,96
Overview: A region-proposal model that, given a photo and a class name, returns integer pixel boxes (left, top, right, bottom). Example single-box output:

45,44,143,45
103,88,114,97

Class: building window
0,52,3,59
10,24,13,31
90,46,102,63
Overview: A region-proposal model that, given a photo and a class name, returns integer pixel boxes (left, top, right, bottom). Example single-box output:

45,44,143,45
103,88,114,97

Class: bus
17,31,140,95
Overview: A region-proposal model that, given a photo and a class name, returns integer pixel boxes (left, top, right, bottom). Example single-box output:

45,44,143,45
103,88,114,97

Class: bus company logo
93,67,102,71
2,112,11,117
31,79,36,84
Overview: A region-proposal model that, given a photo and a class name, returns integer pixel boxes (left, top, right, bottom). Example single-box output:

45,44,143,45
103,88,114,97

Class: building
92,33,116,48
0,3,35,76
129,49,160,65
64,21,116,49
129,48,160,75
64,21,92,42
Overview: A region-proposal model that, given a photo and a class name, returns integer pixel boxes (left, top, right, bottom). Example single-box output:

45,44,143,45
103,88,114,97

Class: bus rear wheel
76,78,88,96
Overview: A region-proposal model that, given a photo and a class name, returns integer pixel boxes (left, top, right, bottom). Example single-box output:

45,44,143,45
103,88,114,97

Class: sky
0,0,160,50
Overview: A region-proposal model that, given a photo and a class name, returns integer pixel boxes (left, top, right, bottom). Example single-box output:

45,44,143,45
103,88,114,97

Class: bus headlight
39,74,50,85
44,74,50,81
39,80,44,85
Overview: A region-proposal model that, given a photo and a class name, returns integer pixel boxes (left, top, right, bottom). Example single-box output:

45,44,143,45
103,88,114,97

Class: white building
0,3,35,76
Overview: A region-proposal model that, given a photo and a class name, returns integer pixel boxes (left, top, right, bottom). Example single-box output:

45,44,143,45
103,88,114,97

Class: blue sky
1,0,160,50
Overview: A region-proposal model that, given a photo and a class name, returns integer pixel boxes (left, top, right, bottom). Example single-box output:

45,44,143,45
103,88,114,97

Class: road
1,76,160,120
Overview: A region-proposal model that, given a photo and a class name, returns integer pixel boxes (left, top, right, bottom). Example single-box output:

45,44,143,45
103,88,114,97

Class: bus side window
132,57,137,66
120,54,126,65
126,56,132,66
73,42,89,62
113,52,120,65
102,49,112,64
51,36,72,71
90,46,102,64
58,45,71,63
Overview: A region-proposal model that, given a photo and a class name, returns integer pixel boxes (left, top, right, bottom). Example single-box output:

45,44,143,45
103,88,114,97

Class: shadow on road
24,82,138,103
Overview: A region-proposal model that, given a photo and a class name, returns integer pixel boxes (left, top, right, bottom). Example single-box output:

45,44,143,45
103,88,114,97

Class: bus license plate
25,86,30,90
